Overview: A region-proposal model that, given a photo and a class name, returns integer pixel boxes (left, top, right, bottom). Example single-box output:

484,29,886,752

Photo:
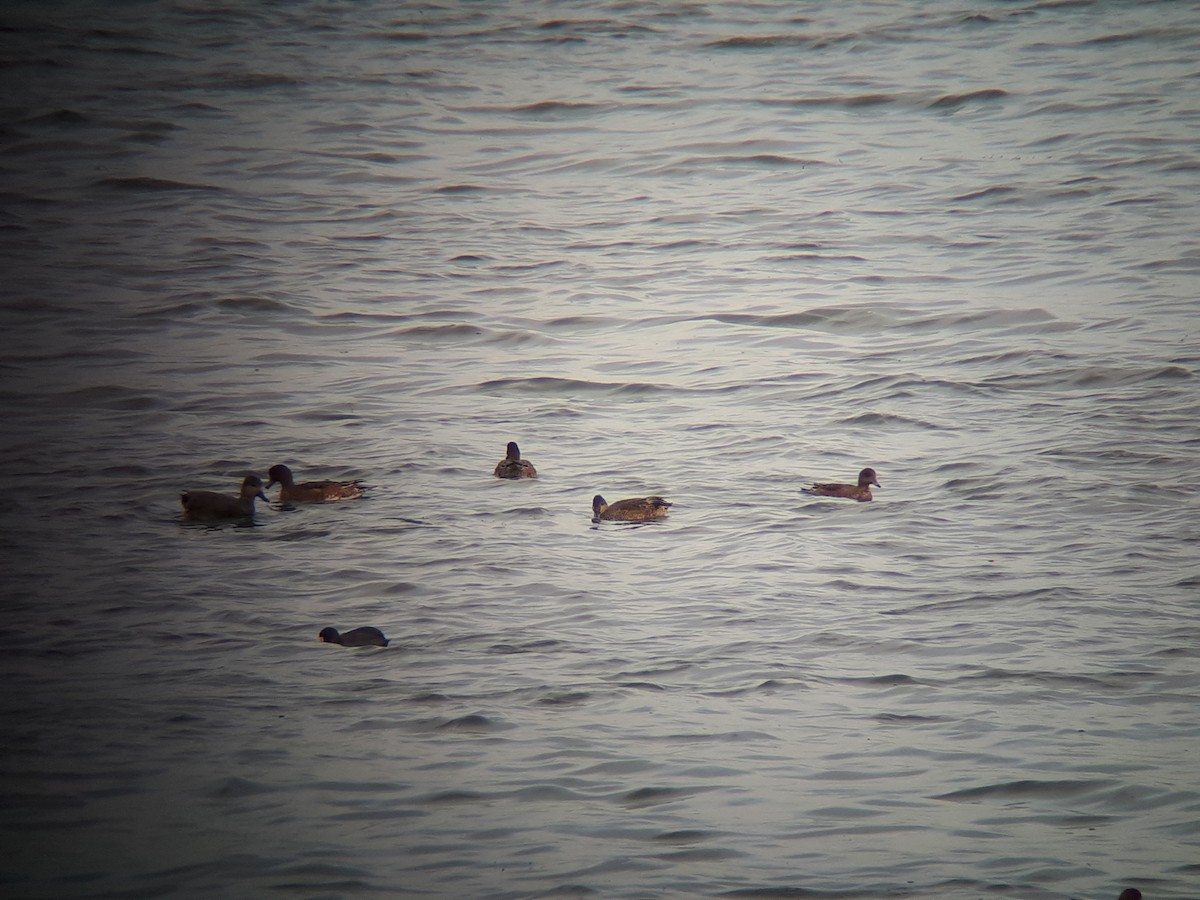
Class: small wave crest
95,176,223,192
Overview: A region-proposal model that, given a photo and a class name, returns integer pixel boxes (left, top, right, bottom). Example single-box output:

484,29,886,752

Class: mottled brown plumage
493,441,537,479
805,467,880,502
592,494,671,521
266,464,366,502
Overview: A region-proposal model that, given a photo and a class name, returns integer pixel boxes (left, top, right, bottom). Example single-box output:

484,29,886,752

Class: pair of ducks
180,464,365,520
591,470,879,521
496,441,882,520
589,472,880,521
495,441,674,521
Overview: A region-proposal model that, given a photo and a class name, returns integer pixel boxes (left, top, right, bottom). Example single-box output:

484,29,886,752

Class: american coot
318,626,389,648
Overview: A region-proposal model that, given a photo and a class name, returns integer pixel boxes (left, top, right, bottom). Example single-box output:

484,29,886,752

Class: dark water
1,1,1198,898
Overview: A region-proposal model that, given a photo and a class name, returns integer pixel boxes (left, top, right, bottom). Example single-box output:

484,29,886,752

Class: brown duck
592,494,671,521
181,475,268,520
493,441,537,479
804,467,880,502
266,464,365,502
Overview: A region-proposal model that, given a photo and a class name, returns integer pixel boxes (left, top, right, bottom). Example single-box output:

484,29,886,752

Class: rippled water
2,1,1198,898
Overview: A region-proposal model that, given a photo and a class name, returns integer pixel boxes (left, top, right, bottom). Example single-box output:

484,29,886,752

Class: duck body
592,494,671,522
181,475,268,520
267,464,365,502
1118,890,1142,900
493,441,536,479
318,626,389,647
804,467,880,502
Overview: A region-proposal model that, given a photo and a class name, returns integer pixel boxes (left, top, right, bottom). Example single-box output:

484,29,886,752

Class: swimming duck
181,475,268,520
592,494,671,521
804,467,880,502
493,441,537,479
318,626,389,647
266,463,365,502
1118,890,1142,900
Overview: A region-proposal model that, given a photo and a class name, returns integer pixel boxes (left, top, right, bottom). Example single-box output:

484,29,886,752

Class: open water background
1,1,1198,898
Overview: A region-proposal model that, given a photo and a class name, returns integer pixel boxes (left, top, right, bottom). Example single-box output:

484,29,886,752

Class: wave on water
698,308,893,333
979,363,1192,392
476,376,668,397
705,32,866,51
94,176,224,192
534,18,660,37
388,323,553,348
929,88,1008,110
432,183,490,194
1080,27,1198,48
934,779,1109,803
761,93,905,109
837,412,947,430
691,306,1061,336
645,153,826,176
758,88,1008,113
509,100,612,116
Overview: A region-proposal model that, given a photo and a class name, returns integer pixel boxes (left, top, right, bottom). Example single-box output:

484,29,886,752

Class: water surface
1,2,1197,898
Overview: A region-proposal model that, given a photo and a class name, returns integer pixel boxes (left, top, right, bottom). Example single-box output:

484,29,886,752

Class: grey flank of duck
181,475,268,520
318,626,389,647
266,463,366,502
592,494,671,522
804,467,880,502
493,441,537,479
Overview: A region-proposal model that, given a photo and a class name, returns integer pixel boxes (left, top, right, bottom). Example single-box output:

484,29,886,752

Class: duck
181,474,268,520
266,463,365,502
318,626,389,647
803,467,880,502
1118,890,1142,900
592,494,671,521
493,441,537,479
